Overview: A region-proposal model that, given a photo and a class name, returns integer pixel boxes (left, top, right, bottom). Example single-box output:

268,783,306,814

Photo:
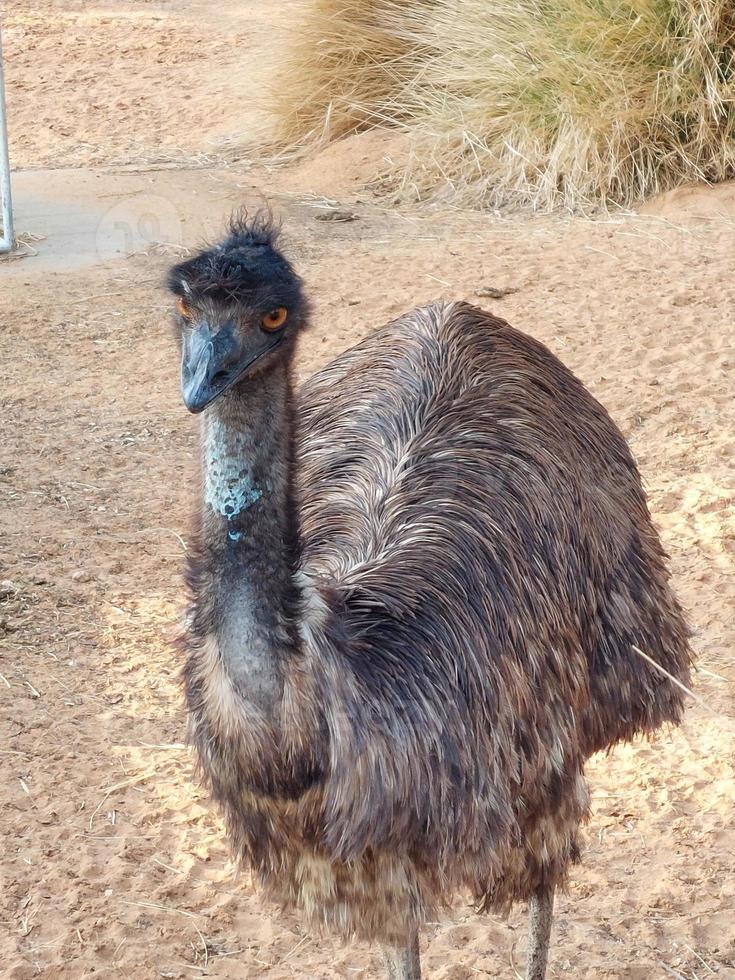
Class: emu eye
261,307,288,332
177,297,192,319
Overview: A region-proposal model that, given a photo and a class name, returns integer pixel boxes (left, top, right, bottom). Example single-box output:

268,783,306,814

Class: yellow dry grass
267,0,735,212
267,1,420,145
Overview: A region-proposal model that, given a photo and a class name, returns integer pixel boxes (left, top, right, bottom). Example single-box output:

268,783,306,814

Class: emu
168,215,691,979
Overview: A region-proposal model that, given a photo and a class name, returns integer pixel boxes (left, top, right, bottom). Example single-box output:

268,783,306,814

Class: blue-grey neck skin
198,363,297,713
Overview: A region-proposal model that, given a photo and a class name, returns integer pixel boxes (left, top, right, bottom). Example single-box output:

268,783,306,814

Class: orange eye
261,307,288,332
177,297,192,319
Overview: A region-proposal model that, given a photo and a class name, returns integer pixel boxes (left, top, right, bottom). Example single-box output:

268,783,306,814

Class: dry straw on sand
267,0,735,212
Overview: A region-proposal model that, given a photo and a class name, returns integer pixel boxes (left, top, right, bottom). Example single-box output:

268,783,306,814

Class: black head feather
168,210,309,323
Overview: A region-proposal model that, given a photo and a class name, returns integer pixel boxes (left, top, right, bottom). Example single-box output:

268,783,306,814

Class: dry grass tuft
267,0,735,212
267,0,420,148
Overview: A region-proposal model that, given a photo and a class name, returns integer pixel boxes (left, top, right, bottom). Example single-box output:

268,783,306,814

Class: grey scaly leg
526,883,555,980
382,928,421,980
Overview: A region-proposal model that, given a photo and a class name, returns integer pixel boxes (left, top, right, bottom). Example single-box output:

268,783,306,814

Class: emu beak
181,322,283,413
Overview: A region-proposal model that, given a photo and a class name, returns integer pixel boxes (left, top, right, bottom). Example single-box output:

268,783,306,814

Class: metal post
0,27,15,254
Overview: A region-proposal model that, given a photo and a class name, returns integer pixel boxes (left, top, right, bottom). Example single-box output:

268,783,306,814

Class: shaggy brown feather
177,282,691,942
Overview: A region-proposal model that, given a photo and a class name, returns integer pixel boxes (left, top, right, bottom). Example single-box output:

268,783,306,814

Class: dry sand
1,2,734,978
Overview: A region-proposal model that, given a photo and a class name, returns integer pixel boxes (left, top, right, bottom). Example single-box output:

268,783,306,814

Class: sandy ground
1,2,734,978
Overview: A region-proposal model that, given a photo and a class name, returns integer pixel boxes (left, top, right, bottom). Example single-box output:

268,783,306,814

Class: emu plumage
169,217,691,978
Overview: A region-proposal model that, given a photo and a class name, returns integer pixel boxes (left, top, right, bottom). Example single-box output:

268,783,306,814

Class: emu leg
526,883,555,980
382,929,421,980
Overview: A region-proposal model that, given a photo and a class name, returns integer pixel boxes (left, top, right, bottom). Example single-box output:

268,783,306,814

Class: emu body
170,219,691,977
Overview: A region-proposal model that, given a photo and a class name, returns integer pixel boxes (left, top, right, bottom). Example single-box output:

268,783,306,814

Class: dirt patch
639,181,735,221
3,0,278,169
268,130,412,201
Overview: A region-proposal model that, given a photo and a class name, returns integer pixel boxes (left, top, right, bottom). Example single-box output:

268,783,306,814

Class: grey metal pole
0,26,15,254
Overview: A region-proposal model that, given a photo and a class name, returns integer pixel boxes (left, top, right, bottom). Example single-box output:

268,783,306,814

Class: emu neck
199,364,297,710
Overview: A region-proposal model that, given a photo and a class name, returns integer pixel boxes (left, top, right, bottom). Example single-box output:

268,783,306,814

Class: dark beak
181,322,282,414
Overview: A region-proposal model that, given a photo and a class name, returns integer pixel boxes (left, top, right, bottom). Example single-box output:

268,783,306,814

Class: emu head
168,214,308,413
